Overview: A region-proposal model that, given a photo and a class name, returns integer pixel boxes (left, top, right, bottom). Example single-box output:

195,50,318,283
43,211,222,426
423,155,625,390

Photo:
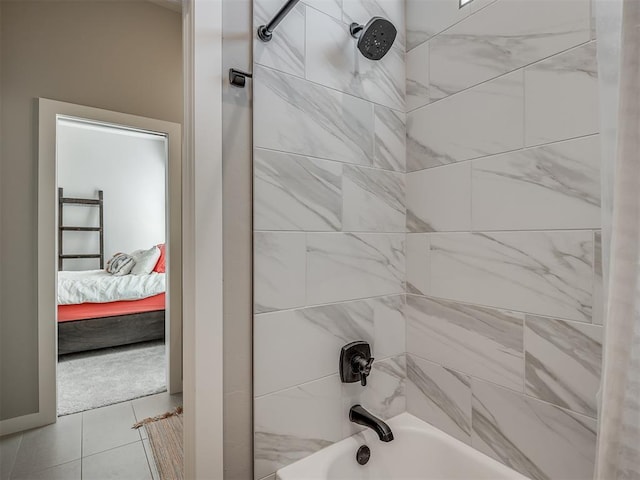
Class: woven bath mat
134,407,183,480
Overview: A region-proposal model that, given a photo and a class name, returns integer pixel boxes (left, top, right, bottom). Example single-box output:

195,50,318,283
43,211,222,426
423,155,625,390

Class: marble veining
407,295,524,391
593,231,603,325
254,375,343,480
406,41,430,111
406,234,430,296
306,233,405,305
374,105,406,172
472,135,601,231
254,148,342,231
254,65,374,166
254,232,306,313
525,315,602,417
525,42,599,146
472,379,597,480
406,354,471,443
254,0,306,77
343,165,406,232
305,7,405,111
429,0,591,101
430,231,594,323
302,0,342,21
406,0,469,50
406,162,472,232
407,71,524,172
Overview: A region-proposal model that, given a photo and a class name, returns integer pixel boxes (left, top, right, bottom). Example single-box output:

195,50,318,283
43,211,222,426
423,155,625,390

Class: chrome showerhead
350,17,397,61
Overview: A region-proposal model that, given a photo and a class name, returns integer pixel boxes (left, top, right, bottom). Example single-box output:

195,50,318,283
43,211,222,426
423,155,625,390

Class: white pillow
130,246,161,275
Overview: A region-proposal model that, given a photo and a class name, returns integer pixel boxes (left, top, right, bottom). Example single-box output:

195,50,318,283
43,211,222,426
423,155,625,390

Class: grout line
255,227,601,235
406,132,600,175
404,292,594,325
406,39,596,114
255,293,405,317
255,60,406,115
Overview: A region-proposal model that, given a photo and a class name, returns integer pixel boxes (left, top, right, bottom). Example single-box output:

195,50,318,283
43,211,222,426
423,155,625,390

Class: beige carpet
134,407,183,480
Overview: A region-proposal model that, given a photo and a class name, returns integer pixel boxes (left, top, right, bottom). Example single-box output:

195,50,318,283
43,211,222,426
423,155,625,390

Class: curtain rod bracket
257,0,301,43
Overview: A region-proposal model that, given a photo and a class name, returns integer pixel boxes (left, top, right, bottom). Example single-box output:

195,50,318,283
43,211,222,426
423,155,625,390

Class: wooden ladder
58,187,104,270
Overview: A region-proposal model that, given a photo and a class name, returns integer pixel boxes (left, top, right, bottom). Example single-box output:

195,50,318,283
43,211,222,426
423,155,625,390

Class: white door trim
182,0,225,478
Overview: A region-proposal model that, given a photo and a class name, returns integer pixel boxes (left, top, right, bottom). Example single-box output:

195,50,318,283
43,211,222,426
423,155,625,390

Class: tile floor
0,392,182,480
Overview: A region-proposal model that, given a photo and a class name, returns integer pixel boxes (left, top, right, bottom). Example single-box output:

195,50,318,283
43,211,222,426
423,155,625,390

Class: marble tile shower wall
405,1,602,480
252,0,406,478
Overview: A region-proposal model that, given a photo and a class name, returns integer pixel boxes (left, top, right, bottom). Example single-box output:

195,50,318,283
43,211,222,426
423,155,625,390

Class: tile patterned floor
0,392,182,480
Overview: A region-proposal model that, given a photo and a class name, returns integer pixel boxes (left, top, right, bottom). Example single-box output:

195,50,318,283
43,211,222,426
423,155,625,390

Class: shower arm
257,0,301,42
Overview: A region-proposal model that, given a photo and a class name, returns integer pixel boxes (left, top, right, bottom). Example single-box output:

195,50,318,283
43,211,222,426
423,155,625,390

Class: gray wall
404,1,602,479
251,0,406,478
0,0,182,421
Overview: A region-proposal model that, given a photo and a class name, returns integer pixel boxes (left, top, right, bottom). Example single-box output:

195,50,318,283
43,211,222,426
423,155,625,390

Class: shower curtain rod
257,0,301,42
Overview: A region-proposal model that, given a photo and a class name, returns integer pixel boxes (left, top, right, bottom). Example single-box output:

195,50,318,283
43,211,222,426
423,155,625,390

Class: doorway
38,99,182,421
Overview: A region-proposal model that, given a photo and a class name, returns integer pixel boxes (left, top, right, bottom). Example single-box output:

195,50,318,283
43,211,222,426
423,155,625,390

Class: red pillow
153,244,166,273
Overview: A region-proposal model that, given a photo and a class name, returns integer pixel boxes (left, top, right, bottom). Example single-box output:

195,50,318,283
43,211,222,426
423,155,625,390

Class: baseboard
0,411,55,437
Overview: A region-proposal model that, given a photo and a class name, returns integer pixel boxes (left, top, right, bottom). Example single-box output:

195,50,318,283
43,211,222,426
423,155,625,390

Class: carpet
134,407,184,480
57,340,166,416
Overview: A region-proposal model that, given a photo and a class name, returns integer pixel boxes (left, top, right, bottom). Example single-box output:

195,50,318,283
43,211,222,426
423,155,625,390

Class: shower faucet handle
340,341,374,387
353,355,374,386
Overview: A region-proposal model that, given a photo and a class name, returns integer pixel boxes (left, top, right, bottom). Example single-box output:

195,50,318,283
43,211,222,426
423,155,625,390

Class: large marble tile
406,163,471,232
254,0,306,77
254,375,343,480
254,149,342,231
406,41,430,111
254,295,404,396
303,0,342,20
525,42,599,146
525,315,602,418
342,0,407,50
407,71,523,171
472,379,597,480
374,105,405,172
429,231,594,322
254,232,306,313
472,135,601,231
11,413,82,477
406,234,430,295
407,296,524,391
593,230,603,325
307,233,405,305
342,165,405,232
305,7,405,111
254,65,374,166
406,355,471,444
429,0,591,101
406,0,469,50
342,355,406,437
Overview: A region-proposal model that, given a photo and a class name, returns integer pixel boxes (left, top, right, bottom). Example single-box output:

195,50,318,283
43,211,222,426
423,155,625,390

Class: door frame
37,98,183,419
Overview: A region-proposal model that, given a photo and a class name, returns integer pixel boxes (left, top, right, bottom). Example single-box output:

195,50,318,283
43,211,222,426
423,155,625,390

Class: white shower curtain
595,0,640,478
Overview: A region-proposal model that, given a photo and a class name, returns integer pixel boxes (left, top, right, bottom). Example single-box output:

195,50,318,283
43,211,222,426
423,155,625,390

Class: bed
57,269,166,355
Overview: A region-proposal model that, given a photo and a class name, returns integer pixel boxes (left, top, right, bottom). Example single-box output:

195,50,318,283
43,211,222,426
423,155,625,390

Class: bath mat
134,407,184,480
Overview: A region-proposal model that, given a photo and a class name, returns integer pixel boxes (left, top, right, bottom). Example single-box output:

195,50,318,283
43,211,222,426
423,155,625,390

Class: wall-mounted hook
229,68,253,88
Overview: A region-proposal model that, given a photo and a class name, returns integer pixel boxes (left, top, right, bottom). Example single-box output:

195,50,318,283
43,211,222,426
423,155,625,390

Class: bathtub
276,413,529,480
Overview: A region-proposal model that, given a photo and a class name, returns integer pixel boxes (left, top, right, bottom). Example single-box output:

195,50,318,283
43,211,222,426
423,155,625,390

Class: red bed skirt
58,293,166,322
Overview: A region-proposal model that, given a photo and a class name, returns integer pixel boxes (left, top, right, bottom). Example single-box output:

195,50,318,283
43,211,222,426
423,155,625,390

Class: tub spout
349,405,394,442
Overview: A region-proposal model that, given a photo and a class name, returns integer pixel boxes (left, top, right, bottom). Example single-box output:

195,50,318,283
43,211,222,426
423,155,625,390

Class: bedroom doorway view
55,114,178,417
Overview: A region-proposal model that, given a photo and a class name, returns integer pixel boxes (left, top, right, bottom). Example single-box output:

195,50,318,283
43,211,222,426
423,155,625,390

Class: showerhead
350,17,397,61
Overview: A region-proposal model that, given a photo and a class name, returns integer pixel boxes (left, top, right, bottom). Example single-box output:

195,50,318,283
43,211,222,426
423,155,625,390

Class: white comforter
58,270,166,305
